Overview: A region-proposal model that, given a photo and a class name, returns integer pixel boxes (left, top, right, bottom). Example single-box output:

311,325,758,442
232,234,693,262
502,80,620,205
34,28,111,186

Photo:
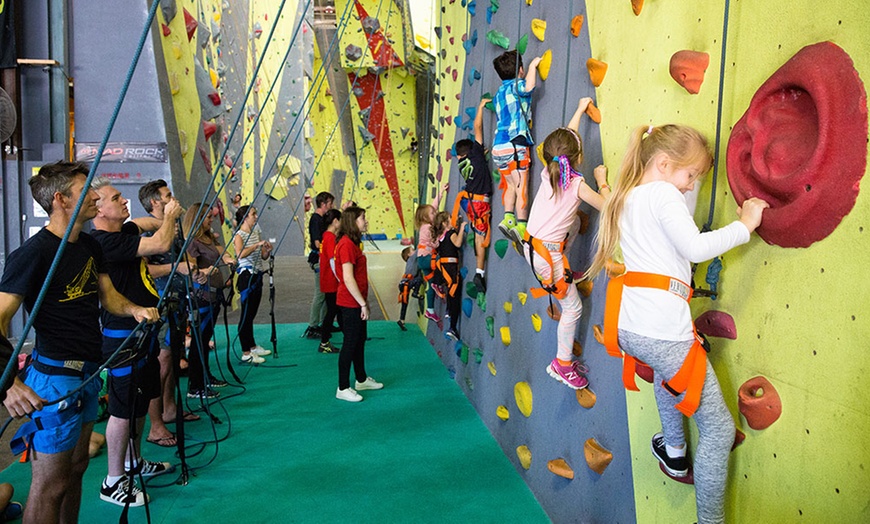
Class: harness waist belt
102,328,135,339
439,257,459,264
603,271,705,417
108,357,148,377
31,349,99,376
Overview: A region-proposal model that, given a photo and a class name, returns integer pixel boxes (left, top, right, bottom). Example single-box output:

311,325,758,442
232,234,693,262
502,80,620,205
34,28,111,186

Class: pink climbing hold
695,311,737,339
738,376,782,430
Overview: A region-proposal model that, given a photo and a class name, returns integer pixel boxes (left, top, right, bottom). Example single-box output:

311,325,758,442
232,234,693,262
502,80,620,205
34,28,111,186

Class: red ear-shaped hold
738,376,782,430
202,121,217,141
695,310,737,339
669,50,709,94
726,42,868,248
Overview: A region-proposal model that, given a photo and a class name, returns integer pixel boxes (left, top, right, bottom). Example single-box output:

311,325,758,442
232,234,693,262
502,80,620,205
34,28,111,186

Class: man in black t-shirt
0,162,158,523
304,191,334,339
453,97,495,294
91,179,183,507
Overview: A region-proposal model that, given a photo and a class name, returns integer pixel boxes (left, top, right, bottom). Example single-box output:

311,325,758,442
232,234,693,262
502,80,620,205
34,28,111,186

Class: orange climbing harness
430,256,460,299
450,191,491,248
603,272,707,417
398,273,413,304
495,143,530,210
523,231,573,300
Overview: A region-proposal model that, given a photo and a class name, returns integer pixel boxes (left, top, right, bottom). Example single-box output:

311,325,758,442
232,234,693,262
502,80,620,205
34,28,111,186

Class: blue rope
704,0,731,233
0,0,162,402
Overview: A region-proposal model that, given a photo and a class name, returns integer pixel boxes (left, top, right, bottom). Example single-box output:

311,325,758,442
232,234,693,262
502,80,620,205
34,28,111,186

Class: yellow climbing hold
496,405,510,421
504,302,513,314
525,0,533,5
209,68,219,89
547,458,574,480
531,313,542,332
514,382,533,417
538,49,553,81
593,324,604,345
531,19,546,42
584,438,613,475
517,445,532,470
576,388,597,409
172,42,183,60
536,142,546,165
500,326,511,346
179,130,188,157
517,292,527,305
169,72,180,95
488,362,497,375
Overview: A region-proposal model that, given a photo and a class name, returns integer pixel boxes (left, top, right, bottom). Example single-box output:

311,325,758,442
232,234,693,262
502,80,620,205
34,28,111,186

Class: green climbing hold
474,348,484,364
491,168,500,185
516,34,529,55
490,0,500,13
477,292,487,312
466,282,479,299
467,229,475,247
486,316,495,338
460,343,469,364
486,30,510,50
495,239,509,258
482,92,496,112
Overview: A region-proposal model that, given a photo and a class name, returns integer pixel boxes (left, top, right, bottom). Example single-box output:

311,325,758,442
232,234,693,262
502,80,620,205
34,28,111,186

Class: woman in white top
233,206,272,364
590,125,768,524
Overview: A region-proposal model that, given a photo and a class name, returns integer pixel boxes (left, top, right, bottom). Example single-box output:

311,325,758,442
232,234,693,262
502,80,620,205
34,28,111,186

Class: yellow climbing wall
239,0,300,204
587,1,870,522
335,0,419,237
429,0,470,210
309,37,355,193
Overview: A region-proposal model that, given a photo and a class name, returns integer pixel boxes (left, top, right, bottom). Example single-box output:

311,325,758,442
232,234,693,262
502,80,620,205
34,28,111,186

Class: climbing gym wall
154,0,312,254
427,1,635,523
425,0,869,522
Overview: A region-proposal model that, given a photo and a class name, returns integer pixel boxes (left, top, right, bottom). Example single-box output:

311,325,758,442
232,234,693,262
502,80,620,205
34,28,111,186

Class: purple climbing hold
345,44,363,62
362,16,380,34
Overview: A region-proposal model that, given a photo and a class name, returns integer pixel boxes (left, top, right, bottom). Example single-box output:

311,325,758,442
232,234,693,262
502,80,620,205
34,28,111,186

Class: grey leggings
619,329,735,524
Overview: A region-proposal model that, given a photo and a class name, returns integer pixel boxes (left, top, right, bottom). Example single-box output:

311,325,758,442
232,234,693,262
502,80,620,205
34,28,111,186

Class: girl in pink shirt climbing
522,97,611,390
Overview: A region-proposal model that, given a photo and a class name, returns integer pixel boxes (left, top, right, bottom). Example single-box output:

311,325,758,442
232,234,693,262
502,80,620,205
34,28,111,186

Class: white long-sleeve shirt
619,181,750,342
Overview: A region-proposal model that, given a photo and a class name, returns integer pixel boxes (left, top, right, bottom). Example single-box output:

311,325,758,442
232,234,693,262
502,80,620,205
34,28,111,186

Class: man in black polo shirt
0,162,159,523
303,191,334,340
91,178,183,506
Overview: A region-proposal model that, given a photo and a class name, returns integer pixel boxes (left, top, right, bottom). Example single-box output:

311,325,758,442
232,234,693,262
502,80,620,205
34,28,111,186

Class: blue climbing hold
463,297,474,318
486,7,494,24
463,29,478,55
467,0,476,16
460,266,468,279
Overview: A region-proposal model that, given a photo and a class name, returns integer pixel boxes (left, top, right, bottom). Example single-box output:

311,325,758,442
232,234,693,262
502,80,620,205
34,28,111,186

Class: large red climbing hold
183,8,198,42
738,376,782,430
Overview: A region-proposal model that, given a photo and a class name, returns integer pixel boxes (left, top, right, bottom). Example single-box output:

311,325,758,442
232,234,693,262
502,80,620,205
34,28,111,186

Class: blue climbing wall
426,1,635,522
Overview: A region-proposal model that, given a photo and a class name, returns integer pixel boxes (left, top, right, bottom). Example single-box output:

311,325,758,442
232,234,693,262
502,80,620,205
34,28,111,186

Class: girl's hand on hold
578,97,593,113
593,165,608,186
737,197,770,233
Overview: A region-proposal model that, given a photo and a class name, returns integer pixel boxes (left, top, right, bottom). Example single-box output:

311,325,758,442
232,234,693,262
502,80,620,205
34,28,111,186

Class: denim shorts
23,367,101,454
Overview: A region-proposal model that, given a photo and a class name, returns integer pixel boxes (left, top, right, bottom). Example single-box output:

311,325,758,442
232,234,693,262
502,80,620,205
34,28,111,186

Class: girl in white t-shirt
589,124,767,524
523,97,610,390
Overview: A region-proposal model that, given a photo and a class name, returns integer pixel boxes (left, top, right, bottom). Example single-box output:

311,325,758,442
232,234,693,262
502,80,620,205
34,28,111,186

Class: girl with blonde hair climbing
414,183,448,324
590,124,768,524
522,97,610,390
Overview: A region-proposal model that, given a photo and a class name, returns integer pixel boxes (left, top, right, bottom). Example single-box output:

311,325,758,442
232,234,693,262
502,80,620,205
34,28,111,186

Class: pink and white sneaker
423,310,441,323
546,358,589,390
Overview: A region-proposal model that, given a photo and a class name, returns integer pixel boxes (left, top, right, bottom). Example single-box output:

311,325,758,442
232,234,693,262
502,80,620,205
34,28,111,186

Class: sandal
163,411,200,424
146,434,177,448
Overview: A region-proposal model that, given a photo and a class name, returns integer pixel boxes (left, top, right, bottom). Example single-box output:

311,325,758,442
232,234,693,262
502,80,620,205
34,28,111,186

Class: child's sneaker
473,273,487,293
336,387,363,402
355,377,384,390
240,353,265,364
423,310,441,323
250,345,272,356
445,329,459,341
546,358,589,389
100,477,148,507
497,218,514,239
651,433,690,478
397,320,407,331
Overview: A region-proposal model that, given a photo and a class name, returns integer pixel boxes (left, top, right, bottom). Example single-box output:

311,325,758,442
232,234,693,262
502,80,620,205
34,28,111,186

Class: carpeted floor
0,322,547,523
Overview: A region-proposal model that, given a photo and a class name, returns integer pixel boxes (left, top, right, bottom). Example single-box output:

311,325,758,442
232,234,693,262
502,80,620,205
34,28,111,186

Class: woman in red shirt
334,206,383,402
317,209,342,353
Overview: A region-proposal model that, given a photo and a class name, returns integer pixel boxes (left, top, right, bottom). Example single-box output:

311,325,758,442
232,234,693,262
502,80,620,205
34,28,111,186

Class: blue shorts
23,368,102,454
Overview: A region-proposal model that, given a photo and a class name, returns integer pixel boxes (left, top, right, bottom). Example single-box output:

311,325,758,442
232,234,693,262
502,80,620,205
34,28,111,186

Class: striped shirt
235,226,264,272
493,78,534,146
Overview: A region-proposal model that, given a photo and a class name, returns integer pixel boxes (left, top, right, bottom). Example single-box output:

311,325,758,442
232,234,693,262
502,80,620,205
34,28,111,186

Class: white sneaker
355,377,383,391
241,352,265,364
250,345,272,356
336,387,363,402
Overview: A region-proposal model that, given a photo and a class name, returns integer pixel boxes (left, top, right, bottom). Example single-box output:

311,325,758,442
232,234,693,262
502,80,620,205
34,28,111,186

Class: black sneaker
651,433,689,477
473,273,487,294
301,326,321,339
187,388,219,400
445,329,459,341
100,477,148,507
318,341,339,354
130,459,174,478
208,376,228,388
397,320,407,331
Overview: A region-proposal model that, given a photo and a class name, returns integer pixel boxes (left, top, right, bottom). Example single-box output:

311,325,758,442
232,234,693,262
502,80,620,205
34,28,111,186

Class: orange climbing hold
587,59,608,87
738,376,782,430
538,50,553,80
570,15,584,37
547,303,561,321
584,438,613,474
605,259,626,277
531,19,547,42
576,388,596,408
547,458,574,480
572,340,583,357
670,50,710,95
585,101,602,123
631,0,644,16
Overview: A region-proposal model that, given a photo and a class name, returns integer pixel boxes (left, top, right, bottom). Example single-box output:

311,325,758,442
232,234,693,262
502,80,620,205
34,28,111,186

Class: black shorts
103,336,161,419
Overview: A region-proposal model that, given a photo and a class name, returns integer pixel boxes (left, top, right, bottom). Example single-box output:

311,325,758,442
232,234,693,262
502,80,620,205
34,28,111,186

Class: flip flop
163,411,200,424
146,435,177,448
